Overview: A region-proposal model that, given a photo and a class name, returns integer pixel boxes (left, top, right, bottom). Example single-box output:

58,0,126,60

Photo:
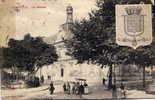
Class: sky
15,0,97,40
0,0,154,44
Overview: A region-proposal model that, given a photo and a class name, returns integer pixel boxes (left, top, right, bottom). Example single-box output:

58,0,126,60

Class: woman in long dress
84,82,89,94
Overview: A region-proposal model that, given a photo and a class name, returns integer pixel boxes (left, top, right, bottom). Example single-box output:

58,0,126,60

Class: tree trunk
11,66,15,81
143,66,146,88
113,64,116,88
151,66,153,76
108,65,113,89
27,66,40,79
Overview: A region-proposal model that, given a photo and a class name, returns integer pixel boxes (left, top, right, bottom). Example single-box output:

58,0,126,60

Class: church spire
59,4,74,40
66,4,73,24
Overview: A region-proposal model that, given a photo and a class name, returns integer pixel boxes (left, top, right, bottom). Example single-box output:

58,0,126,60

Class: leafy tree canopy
66,0,155,67
2,34,58,73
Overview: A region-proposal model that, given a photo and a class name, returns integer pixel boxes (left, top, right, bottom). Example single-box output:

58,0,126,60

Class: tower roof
66,4,73,12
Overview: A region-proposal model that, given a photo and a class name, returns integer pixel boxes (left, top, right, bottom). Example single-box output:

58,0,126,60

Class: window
61,68,64,77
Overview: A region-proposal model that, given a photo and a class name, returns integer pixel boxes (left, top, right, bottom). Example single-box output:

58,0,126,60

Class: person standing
79,83,83,98
67,82,71,94
70,82,74,94
49,81,55,95
81,83,84,94
63,83,67,93
112,85,117,98
76,82,80,95
120,83,126,98
84,81,88,94
102,78,106,86
72,82,76,94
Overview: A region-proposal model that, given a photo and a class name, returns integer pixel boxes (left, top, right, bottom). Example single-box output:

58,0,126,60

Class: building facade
36,4,153,92
36,5,107,92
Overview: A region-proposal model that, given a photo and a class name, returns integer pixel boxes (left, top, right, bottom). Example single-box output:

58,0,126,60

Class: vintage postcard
1,0,155,100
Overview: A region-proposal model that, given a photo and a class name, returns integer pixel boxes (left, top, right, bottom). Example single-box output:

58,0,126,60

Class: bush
26,76,40,88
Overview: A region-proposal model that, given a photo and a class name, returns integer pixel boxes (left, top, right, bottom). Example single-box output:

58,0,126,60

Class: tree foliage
3,34,58,73
66,0,155,67
65,0,155,88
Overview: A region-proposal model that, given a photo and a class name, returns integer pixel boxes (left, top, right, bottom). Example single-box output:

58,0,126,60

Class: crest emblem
124,6,144,46
116,5,152,49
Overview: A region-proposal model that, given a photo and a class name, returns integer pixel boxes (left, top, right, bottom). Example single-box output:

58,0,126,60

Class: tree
2,34,58,76
65,0,155,89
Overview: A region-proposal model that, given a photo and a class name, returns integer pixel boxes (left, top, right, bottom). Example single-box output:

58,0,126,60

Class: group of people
63,81,88,95
49,80,126,98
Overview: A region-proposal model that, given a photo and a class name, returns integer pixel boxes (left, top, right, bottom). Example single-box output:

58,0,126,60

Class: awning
75,78,86,81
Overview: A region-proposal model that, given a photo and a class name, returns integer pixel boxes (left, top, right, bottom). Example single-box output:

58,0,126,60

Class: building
36,5,107,92
36,4,153,92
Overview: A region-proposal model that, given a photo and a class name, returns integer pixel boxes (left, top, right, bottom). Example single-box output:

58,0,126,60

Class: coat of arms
116,5,152,49
124,6,144,46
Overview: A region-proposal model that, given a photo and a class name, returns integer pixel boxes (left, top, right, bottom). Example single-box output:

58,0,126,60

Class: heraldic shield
116,5,152,49
124,6,144,47
124,15,144,36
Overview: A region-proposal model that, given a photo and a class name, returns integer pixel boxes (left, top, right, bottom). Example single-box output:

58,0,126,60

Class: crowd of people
63,81,89,95
48,79,126,98
48,81,89,96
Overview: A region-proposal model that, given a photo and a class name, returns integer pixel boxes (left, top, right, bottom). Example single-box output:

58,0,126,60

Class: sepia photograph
0,0,155,99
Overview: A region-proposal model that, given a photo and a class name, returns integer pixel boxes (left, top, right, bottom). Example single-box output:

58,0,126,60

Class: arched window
61,68,64,77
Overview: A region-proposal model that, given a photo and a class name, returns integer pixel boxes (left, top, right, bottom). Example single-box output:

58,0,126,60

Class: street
2,84,155,100
2,85,111,100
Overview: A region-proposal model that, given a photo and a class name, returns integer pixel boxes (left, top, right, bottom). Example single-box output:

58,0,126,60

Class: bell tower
64,4,73,39
59,4,74,40
66,4,73,24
